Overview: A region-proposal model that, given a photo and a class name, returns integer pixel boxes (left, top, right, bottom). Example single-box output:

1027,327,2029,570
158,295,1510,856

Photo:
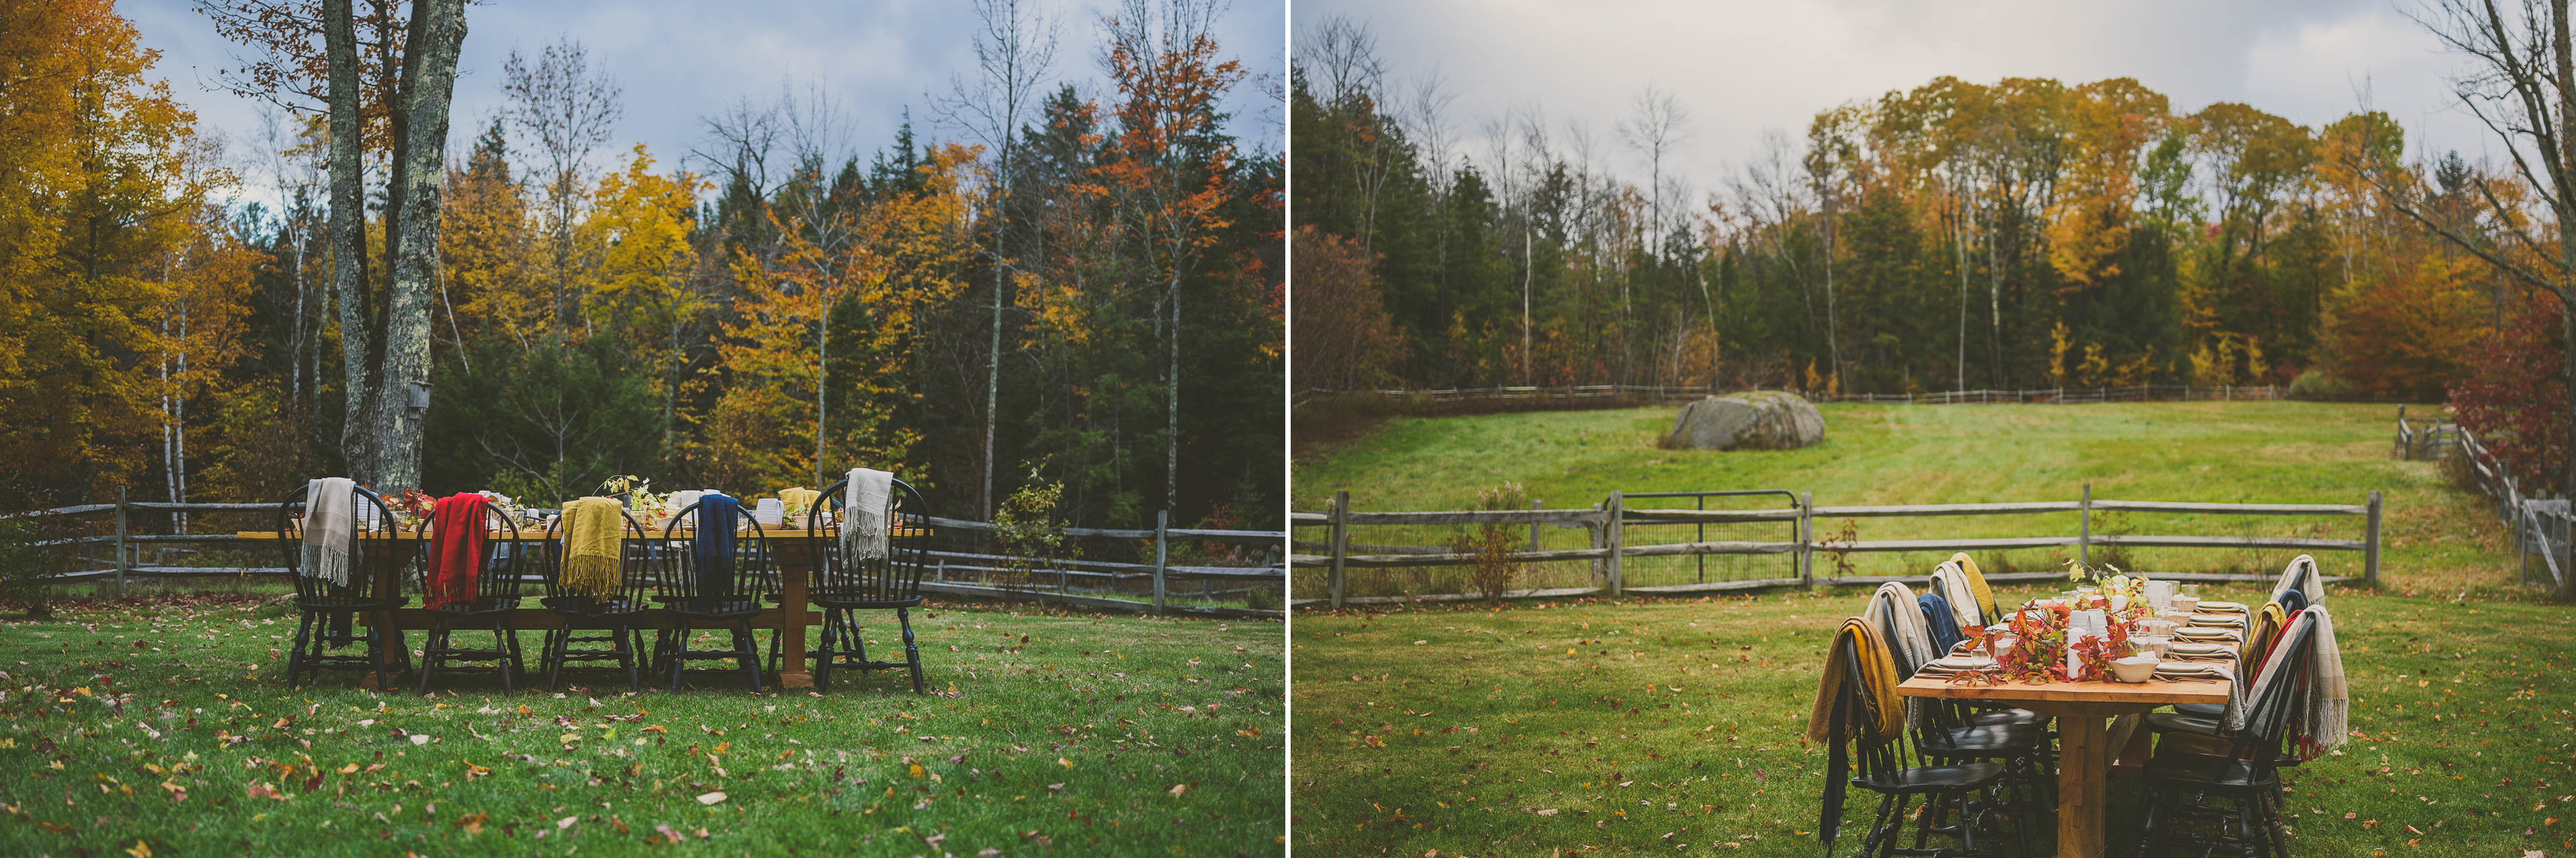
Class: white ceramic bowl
2111,657,2160,683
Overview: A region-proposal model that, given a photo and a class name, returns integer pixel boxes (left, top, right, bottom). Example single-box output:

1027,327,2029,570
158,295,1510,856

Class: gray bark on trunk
371,0,469,493
324,0,376,485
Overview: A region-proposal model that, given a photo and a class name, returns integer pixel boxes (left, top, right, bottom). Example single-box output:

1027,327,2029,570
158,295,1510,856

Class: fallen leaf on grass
652,824,682,844
557,817,578,831
456,812,487,835
125,841,150,858
696,791,726,805
1168,784,1188,797
246,783,285,800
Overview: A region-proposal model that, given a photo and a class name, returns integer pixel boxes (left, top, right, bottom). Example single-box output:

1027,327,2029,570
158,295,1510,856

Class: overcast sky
124,0,1284,201
1294,0,2494,198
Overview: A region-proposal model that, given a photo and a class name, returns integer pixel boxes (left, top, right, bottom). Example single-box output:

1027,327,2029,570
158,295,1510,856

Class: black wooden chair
2131,619,2319,858
773,477,931,693
1832,645,2025,858
413,502,530,696
538,507,653,692
651,499,774,693
278,482,410,689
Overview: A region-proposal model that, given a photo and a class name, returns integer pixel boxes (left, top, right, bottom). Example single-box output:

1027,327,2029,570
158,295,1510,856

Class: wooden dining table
237,524,931,689
1897,669,2230,858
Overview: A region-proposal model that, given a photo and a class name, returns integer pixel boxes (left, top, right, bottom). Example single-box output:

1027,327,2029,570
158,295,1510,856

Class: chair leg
287,610,315,689
493,620,516,699
542,629,564,693
812,608,837,693
416,621,445,697
623,626,644,693
2263,789,2291,858
667,619,690,693
736,620,764,693
897,607,924,694
2133,781,2164,858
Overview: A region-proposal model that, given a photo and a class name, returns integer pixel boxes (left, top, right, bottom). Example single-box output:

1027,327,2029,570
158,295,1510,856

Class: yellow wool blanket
560,496,625,596
2246,601,2290,664
777,487,820,515
1805,616,1905,743
1949,551,1997,620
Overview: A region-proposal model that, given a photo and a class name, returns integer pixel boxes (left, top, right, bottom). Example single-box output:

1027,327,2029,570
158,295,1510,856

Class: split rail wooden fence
1290,485,2378,608
2,494,1286,618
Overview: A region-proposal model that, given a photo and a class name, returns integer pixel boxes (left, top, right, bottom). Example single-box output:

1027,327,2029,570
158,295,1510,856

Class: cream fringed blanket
841,468,893,562
299,477,356,586
560,497,625,596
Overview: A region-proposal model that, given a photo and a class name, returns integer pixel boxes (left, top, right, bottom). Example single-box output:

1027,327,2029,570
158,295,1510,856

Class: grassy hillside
1293,402,2523,598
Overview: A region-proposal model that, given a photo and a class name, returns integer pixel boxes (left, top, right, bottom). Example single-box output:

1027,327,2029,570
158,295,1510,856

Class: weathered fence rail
1291,484,2379,608
2,496,1286,618
1293,383,2433,415
2407,410,2573,596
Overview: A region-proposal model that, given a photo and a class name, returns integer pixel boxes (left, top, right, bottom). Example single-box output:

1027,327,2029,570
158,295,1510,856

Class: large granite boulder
1660,391,1826,450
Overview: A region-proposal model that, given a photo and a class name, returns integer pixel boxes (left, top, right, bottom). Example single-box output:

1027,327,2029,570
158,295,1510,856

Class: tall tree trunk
983,172,1006,519
373,0,469,493
324,0,377,485
1165,260,1182,515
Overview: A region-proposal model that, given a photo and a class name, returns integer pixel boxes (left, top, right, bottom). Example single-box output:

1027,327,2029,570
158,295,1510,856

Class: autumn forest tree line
0,0,1283,534
1290,18,2550,418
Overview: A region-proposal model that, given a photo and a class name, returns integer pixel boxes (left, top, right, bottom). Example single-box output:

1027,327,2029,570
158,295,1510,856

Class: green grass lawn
0,592,1284,857
1293,402,2522,598
1289,586,2576,857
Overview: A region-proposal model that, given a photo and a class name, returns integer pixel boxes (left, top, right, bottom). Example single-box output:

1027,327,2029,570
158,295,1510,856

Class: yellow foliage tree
702,143,978,489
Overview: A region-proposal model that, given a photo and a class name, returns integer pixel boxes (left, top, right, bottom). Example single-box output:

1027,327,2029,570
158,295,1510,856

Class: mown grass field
1289,584,2576,857
1293,402,2522,598
0,593,1284,857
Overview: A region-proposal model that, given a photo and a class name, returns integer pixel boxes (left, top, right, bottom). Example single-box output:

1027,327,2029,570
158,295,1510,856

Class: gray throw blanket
841,468,893,562
299,477,356,586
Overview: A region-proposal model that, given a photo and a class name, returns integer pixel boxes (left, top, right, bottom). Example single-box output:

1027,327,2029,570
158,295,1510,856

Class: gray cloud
125,0,1283,199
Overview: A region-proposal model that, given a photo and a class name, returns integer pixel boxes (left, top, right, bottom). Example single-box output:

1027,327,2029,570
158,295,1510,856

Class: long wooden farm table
1897,671,2230,858
237,527,932,689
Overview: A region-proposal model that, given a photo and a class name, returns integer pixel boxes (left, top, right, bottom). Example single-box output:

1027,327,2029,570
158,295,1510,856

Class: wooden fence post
114,486,129,597
2364,491,2383,590
1327,491,1350,610
1528,500,1542,553
1605,491,1625,597
1797,491,1814,588
2079,482,2092,566
1153,510,1168,616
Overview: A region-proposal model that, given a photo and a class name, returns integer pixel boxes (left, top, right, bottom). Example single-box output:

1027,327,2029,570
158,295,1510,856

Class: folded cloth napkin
560,496,625,598
1949,552,1998,620
693,493,741,599
2271,553,2324,606
299,477,357,586
841,468,894,562
777,487,820,515
425,493,492,610
2296,605,2349,758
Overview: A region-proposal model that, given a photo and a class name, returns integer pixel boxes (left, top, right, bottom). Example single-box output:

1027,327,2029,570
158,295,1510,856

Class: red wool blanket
426,493,491,610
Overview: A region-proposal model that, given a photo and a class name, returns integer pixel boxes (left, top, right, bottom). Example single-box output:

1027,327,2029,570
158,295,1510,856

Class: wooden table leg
2056,713,2111,858
777,562,812,689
